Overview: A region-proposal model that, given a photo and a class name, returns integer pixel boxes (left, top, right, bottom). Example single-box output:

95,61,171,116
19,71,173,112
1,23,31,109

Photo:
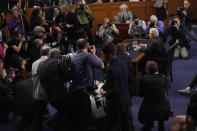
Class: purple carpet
0,28,197,131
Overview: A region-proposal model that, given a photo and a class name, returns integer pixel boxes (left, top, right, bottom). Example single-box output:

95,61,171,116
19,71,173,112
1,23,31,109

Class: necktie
122,12,125,23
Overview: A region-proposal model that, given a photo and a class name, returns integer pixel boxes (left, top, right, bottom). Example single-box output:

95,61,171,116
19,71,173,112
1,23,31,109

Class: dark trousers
50,98,69,131
32,99,48,131
141,121,164,131
0,95,14,121
105,103,134,131
69,90,92,131
189,74,197,89
82,24,93,43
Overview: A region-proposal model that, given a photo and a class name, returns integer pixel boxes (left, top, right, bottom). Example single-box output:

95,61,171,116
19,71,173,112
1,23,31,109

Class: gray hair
40,45,51,56
149,28,159,37
150,15,158,22
60,5,69,11
49,48,61,59
120,4,128,10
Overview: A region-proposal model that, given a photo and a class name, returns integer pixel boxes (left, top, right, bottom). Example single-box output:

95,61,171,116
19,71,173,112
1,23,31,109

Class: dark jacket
38,58,71,103
105,57,132,114
0,75,10,97
140,37,168,75
168,23,188,47
117,53,134,98
138,74,171,123
15,79,33,119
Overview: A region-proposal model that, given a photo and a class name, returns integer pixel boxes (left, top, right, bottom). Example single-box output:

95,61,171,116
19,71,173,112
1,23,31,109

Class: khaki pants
174,46,189,59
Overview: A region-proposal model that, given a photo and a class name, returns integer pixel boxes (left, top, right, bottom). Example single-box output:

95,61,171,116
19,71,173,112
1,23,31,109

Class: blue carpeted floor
0,28,197,131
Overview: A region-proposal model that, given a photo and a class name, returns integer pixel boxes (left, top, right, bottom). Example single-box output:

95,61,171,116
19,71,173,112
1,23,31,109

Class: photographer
55,5,83,43
69,38,104,131
101,43,134,131
38,48,71,131
5,31,28,69
74,0,93,43
99,18,119,43
8,8,29,36
168,15,189,59
145,15,165,37
177,0,197,42
46,26,69,54
128,14,146,39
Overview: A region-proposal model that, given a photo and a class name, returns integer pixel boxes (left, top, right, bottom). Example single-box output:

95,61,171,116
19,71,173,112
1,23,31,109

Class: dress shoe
177,89,190,97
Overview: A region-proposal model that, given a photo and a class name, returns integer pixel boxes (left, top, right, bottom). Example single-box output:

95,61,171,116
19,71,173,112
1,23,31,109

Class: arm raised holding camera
12,36,25,53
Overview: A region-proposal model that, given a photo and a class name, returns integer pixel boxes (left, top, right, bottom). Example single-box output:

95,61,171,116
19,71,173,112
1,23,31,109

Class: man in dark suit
38,48,71,131
55,5,83,42
101,43,134,131
139,61,171,131
136,28,168,75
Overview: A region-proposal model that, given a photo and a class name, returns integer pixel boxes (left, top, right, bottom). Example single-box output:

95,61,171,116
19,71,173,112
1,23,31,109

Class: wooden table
122,39,151,95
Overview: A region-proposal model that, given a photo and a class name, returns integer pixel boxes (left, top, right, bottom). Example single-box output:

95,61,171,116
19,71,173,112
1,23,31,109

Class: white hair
120,4,128,10
150,15,158,22
149,28,159,37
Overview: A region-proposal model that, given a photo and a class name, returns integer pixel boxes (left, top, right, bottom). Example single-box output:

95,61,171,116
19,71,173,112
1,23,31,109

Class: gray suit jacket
114,11,133,23
154,0,168,8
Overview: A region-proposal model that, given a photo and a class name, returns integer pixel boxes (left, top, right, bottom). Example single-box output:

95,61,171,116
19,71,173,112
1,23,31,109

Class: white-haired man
114,3,132,24
145,15,165,36
137,28,168,74
32,45,51,131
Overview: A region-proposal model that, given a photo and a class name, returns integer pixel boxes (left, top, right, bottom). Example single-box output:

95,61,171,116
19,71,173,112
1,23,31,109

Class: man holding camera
55,5,83,43
145,15,165,37
101,43,134,131
69,38,104,131
128,14,146,39
75,0,93,43
177,0,197,42
99,18,119,43
38,48,71,131
168,15,189,59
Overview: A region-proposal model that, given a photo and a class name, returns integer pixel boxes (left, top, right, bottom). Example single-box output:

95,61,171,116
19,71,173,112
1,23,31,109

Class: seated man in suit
114,4,133,24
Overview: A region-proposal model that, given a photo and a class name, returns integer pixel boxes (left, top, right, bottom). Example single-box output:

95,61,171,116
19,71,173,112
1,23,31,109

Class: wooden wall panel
5,0,196,40
70,1,155,37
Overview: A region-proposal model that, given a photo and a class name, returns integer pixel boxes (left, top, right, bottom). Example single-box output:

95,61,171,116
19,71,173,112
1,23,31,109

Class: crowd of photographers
0,0,197,131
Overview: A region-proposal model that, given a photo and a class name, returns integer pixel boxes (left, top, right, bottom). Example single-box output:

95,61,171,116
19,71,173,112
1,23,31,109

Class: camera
107,22,112,27
149,21,156,28
79,4,85,10
177,6,186,19
48,42,60,48
134,20,139,25
170,20,178,26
